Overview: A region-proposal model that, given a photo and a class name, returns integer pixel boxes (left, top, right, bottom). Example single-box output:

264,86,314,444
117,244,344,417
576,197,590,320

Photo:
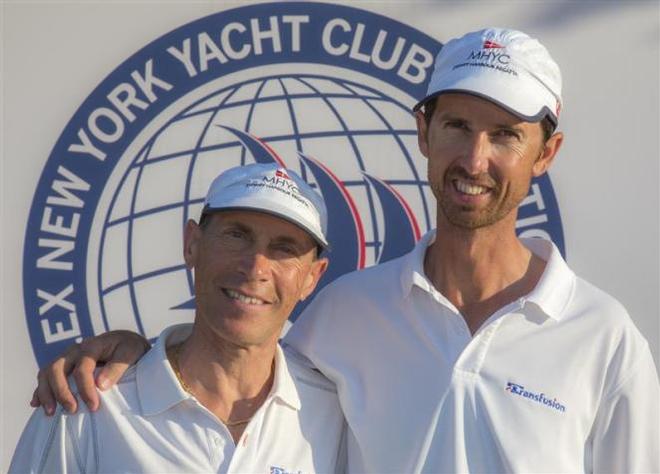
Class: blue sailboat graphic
363,173,421,263
217,125,286,166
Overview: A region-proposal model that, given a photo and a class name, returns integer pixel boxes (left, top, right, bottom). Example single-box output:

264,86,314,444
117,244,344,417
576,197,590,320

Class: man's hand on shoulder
30,330,151,415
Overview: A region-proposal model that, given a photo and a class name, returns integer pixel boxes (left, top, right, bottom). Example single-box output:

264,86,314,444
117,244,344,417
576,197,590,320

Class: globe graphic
92,72,433,340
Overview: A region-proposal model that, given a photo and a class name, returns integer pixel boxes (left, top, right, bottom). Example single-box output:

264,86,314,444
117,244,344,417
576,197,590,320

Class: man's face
183,210,328,348
416,93,562,230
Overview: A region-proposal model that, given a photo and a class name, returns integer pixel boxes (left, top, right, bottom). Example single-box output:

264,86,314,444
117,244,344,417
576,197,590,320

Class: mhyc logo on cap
252,168,302,199
23,4,566,366
456,38,516,75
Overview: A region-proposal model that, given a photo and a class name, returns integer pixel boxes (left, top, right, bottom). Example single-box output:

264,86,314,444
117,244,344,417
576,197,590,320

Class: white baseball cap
414,27,562,127
202,163,329,249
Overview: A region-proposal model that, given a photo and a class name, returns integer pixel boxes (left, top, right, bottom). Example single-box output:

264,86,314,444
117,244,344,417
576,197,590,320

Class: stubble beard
434,176,526,230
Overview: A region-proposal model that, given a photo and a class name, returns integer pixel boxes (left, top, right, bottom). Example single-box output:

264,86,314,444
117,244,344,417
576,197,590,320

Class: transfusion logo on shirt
270,466,302,474
505,381,566,413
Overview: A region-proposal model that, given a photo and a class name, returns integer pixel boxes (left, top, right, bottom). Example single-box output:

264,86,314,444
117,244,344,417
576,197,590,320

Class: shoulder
568,276,654,393
285,254,410,352
571,276,627,314
313,254,406,303
284,350,338,395
62,364,140,419
568,276,640,337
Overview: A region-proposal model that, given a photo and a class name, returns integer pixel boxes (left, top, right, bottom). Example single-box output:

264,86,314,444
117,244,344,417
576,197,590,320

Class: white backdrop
2,1,658,470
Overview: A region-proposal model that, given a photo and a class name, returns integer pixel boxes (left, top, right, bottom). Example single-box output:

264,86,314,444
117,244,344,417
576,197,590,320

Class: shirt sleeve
589,344,660,474
9,406,89,474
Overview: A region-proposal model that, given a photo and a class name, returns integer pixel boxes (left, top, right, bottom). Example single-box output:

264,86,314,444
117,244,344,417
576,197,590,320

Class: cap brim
203,200,329,250
414,69,559,127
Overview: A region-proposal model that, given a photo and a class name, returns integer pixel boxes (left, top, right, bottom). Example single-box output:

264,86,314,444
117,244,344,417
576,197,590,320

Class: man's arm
31,330,150,414
589,345,659,473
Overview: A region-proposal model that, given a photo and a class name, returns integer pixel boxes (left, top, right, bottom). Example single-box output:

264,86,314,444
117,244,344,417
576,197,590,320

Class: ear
183,219,202,269
415,110,430,159
533,131,563,177
299,257,329,301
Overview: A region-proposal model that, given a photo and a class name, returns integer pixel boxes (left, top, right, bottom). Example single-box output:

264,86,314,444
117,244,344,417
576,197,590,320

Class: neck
426,213,545,334
171,323,276,441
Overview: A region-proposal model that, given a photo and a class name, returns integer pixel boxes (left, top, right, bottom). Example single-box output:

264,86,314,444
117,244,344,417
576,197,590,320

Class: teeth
455,180,488,196
225,289,265,305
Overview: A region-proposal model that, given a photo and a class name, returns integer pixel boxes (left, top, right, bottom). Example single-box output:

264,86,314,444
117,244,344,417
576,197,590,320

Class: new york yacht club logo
23,2,565,366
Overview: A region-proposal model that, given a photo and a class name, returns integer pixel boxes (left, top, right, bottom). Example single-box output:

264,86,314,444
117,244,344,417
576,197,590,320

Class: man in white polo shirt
11,164,347,473
284,28,658,473
28,28,659,473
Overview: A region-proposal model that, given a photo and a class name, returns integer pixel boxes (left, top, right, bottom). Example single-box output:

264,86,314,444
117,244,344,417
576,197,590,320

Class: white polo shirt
11,324,347,474
285,231,660,473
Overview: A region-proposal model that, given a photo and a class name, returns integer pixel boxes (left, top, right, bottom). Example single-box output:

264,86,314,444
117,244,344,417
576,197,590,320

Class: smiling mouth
222,288,268,305
453,180,490,196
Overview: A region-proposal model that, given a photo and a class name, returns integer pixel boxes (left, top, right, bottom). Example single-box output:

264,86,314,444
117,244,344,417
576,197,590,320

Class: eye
223,228,248,240
444,119,468,130
272,243,299,256
493,128,521,140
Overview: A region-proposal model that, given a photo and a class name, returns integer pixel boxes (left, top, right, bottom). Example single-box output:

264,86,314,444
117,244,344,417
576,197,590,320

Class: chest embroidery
505,381,567,413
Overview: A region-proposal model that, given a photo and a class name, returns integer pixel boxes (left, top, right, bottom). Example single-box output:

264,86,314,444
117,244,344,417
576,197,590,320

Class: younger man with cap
286,27,659,472
28,28,659,473
10,164,346,473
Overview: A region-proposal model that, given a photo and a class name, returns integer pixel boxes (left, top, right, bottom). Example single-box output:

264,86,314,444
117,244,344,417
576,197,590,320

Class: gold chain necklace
166,342,253,428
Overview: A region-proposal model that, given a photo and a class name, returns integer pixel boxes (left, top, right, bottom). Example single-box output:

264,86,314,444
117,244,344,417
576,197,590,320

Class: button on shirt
11,325,347,474
285,231,660,473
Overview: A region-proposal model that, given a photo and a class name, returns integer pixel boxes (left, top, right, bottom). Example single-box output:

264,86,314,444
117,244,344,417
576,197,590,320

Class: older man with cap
27,28,659,473
10,164,346,473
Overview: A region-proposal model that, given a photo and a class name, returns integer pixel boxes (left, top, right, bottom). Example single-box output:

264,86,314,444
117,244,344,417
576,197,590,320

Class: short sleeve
9,406,85,474
589,344,660,473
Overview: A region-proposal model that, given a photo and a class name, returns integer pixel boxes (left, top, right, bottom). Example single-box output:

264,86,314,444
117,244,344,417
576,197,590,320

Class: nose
458,131,490,176
237,249,271,281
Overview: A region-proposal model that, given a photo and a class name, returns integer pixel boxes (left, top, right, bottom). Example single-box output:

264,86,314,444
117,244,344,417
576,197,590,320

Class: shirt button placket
210,433,221,464
468,320,502,373
208,430,231,469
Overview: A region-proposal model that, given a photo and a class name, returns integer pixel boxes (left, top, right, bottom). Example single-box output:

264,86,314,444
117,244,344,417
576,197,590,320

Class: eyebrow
272,235,301,246
223,221,253,234
223,220,311,248
437,109,523,128
437,112,466,121
494,120,523,129
495,124,526,136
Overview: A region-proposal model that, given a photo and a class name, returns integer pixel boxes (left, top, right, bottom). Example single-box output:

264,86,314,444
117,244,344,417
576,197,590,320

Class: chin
440,200,516,230
222,321,283,348
442,211,498,229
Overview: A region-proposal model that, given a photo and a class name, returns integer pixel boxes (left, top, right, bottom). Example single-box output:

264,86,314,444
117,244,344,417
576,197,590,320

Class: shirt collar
400,230,437,297
399,231,575,320
137,324,193,416
269,342,302,411
520,237,575,321
136,323,301,416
